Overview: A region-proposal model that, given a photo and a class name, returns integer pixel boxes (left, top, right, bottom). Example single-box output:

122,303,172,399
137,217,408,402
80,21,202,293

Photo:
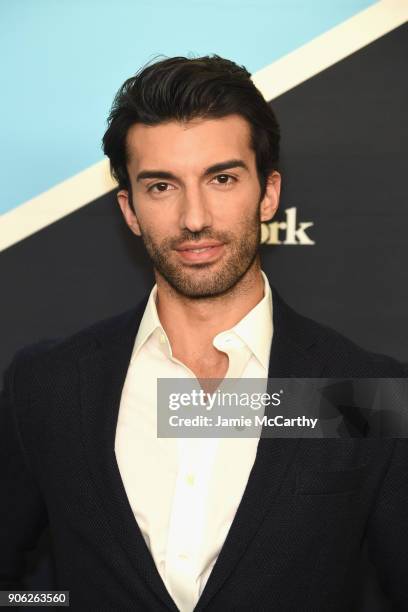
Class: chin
169,272,243,299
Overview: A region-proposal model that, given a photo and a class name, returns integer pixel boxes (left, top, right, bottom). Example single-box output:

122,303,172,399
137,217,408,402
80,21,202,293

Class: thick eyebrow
203,159,249,176
136,170,178,182
136,159,249,183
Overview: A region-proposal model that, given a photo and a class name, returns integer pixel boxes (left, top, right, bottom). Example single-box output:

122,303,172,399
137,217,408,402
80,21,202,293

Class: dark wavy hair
102,55,280,210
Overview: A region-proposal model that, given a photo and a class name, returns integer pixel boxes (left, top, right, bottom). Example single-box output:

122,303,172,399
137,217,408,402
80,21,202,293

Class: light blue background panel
0,0,376,214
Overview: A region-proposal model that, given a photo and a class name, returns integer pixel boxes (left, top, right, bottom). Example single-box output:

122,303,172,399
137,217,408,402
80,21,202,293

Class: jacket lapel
79,298,179,611
194,287,326,611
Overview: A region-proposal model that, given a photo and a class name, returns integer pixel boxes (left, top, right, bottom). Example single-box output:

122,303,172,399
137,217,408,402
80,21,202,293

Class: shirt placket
165,436,219,612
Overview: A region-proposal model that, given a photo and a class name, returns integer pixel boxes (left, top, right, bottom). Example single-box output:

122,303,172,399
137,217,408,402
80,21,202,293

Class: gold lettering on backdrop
261,207,315,245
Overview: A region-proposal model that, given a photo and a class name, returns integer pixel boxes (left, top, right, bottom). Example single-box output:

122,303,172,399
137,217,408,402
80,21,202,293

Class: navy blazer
0,287,407,611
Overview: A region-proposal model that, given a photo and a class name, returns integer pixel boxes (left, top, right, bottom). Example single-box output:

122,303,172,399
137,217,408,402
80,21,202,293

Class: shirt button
185,473,195,486
159,333,166,345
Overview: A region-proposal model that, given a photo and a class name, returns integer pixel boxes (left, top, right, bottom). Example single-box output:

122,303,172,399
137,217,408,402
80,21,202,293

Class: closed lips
176,242,223,251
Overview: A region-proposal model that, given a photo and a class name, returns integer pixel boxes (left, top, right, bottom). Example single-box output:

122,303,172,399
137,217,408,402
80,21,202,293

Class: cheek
138,190,182,215
217,190,259,229
139,213,179,247
212,185,259,223
135,201,173,233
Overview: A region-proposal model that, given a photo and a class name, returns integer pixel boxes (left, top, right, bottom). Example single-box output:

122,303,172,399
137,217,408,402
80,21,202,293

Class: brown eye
212,174,235,185
154,182,169,191
149,182,175,193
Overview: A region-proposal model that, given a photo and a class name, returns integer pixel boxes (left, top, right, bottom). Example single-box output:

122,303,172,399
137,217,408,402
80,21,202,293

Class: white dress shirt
115,271,273,612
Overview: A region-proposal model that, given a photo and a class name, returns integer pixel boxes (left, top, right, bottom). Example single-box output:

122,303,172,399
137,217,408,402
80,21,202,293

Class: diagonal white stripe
0,0,406,253
252,0,407,100
0,161,115,252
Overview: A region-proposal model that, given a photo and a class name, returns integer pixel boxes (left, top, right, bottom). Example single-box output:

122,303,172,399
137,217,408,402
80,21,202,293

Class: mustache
167,229,232,249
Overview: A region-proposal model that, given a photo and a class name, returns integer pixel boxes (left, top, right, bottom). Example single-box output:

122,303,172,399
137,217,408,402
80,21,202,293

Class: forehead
126,114,254,173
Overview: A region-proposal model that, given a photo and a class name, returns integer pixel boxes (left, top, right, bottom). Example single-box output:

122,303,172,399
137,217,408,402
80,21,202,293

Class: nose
179,185,212,233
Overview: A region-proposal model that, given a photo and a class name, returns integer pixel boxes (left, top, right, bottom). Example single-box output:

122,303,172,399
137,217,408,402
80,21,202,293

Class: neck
155,257,265,358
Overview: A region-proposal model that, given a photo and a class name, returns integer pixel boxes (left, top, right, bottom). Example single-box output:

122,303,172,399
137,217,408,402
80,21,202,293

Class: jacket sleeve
366,437,408,610
0,352,49,589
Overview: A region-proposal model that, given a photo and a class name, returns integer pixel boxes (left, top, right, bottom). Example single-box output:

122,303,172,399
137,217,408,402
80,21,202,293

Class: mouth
175,242,225,263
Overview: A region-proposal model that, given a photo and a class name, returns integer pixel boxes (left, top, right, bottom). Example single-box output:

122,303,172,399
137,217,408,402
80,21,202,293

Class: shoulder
271,287,406,378
3,300,147,394
301,311,405,377
320,321,404,377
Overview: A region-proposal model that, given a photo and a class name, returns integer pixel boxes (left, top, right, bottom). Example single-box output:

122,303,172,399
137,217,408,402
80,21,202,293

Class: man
0,56,407,611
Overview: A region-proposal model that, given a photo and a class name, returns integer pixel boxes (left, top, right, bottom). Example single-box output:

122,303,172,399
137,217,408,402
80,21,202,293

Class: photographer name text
168,415,318,429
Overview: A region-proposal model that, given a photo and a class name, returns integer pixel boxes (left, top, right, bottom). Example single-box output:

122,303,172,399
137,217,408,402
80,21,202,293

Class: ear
260,170,281,222
117,189,142,236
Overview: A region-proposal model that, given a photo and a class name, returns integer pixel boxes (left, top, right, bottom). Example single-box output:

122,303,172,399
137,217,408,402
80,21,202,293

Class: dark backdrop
0,24,406,610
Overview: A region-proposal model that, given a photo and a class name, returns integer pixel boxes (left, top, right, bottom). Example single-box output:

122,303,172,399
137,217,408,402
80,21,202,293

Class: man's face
118,114,280,298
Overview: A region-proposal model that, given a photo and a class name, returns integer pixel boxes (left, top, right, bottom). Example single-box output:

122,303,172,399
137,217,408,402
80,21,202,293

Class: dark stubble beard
138,207,262,299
